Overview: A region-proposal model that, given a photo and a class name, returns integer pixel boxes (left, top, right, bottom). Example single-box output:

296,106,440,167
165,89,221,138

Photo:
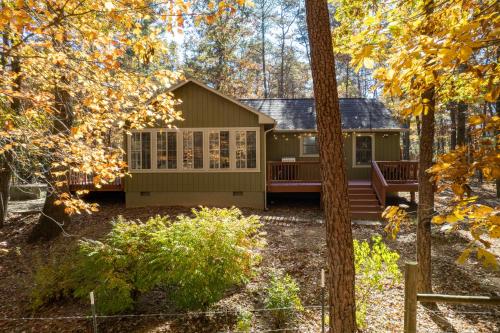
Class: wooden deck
371,160,419,205
267,160,419,207
69,172,124,192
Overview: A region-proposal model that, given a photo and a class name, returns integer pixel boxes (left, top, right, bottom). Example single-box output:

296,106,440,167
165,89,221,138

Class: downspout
263,125,275,210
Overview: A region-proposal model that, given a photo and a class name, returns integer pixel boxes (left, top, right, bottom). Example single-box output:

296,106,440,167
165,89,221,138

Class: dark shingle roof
239,98,403,131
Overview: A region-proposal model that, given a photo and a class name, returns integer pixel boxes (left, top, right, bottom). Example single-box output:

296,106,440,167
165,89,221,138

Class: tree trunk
416,0,435,294
305,0,356,332
29,81,73,242
345,60,349,98
456,101,467,146
449,102,457,151
0,30,9,227
279,32,285,98
0,159,11,227
260,8,268,98
416,115,421,138
417,87,435,293
403,119,411,160
357,69,362,97
496,96,500,197
0,34,20,227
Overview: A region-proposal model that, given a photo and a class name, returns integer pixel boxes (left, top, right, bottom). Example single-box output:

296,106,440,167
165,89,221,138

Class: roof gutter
272,128,409,133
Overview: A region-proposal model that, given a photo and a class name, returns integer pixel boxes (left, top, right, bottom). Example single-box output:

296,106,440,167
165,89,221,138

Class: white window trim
130,132,153,170
352,133,375,168
299,135,319,157
127,127,260,173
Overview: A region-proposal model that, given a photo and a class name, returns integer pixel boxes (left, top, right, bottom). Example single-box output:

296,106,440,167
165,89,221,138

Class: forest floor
0,183,499,333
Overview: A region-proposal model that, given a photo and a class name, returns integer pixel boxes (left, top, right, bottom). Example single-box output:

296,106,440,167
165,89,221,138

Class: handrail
417,294,500,305
371,160,388,207
371,161,388,187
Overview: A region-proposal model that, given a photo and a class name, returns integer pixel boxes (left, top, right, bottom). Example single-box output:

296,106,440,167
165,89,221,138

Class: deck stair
348,183,383,220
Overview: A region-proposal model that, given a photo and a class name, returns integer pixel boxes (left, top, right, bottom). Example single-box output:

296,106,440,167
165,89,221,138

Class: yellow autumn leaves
332,0,499,269
0,0,249,216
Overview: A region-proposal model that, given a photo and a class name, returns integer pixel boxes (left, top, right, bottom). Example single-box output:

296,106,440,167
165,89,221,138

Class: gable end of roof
168,79,275,125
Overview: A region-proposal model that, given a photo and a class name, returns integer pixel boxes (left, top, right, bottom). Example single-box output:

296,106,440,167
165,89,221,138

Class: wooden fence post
404,261,418,333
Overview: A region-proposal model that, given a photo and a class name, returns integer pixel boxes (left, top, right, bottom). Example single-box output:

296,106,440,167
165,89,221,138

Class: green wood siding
125,81,266,205
266,131,401,179
172,82,259,127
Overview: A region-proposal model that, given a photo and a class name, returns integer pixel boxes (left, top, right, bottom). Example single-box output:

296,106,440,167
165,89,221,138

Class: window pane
131,152,141,169
157,132,176,169
131,133,141,169
220,131,230,169
303,136,319,155
183,131,203,169
130,132,151,170
209,132,220,169
355,136,372,165
246,131,257,168
183,131,194,169
157,132,167,169
236,131,246,168
131,133,141,151
194,131,203,169
141,132,151,169
167,132,177,169
209,131,230,169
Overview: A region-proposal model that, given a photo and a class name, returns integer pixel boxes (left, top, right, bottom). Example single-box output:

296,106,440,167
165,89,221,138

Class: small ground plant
32,207,263,314
354,235,401,328
264,270,303,327
235,309,253,332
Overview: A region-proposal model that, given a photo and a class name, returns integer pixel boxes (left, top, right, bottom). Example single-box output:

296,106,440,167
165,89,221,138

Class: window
301,135,319,156
209,131,230,169
354,135,374,167
157,132,177,169
235,130,257,169
129,128,259,172
130,132,151,169
183,131,204,169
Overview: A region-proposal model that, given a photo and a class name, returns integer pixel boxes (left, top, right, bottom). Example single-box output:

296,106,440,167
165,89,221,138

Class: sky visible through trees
165,0,377,99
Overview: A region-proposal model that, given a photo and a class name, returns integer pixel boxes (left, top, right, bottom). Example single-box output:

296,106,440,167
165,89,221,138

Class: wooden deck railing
267,161,321,183
372,160,419,206
371,161,389,206
376,160,419,183
69,172,123,191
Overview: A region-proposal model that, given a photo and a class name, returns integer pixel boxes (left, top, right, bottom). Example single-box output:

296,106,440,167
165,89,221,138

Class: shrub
151,207,263,309
354,235,401,328
32,207,263,314
264,271,303,327
235,309,253,332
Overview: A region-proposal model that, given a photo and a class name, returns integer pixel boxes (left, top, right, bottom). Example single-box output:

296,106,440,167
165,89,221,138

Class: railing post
404,262,418,333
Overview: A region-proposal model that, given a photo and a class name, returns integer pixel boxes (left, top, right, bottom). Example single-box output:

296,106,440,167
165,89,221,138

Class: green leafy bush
354,235,401,328
152,207,263,309
235,309,253,332
264,271,303,327
32,207,263,314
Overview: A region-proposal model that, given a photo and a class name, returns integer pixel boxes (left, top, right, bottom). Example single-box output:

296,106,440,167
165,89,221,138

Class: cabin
70,79,418,219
